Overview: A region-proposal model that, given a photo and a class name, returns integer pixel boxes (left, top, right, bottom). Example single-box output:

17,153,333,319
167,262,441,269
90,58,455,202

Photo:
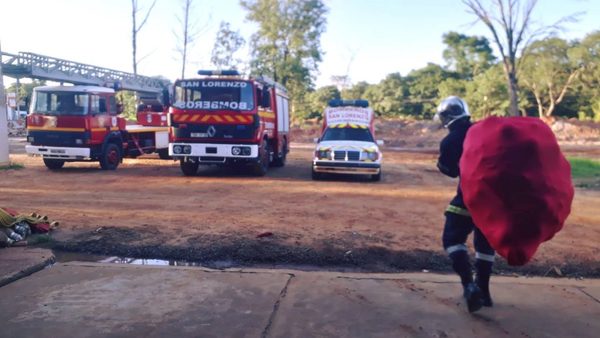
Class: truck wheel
253,139,269,176
370,170,382,182
158,148,171,160
180,158,199,176
100,143,121,170
43,158,65,170
271,139,287,167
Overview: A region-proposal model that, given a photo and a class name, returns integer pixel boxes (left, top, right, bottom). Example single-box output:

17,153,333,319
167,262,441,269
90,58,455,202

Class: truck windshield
321,127,375,142
173,80,254,111
33,91,89,116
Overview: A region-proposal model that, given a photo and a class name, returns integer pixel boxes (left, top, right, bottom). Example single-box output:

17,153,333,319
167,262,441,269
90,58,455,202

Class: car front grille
333,150,360,161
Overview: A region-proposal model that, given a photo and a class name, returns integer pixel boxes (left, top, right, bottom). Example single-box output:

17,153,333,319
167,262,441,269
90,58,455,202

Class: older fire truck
25,85,170,170
168,70,290,176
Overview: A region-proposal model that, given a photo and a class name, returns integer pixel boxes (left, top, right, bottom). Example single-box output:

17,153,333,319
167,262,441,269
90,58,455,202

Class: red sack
460,117,574,266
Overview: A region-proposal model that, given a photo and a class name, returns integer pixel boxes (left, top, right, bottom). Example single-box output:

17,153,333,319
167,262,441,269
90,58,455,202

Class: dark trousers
442,212,495,296
442,212,495,257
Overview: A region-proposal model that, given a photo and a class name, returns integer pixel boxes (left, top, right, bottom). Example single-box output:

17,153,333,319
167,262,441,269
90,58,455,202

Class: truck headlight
173,145,183,154
232,146,251,156
183,145,192,154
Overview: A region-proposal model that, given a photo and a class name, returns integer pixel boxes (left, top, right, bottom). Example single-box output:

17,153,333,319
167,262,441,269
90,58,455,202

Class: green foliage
569,157,600,178
241,0,327,119
405,63,455,118
364,73,409,117
301,85,340,120
116,91,138,121
520,38,580,118
211,21,246,70
341,81,371,101
442,31,496,79
464,65,509,118
0,163,24,170
6,80,46,110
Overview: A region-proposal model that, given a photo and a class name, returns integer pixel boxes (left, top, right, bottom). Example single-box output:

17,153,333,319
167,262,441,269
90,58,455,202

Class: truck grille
333,150,360,161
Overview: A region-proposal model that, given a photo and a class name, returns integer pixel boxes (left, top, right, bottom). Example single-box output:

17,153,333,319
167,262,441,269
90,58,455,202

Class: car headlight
315,148,331,160
361,150,379,161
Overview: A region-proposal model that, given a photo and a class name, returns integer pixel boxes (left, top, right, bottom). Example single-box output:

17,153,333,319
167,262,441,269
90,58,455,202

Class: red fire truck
25,85,170,170
168,70,290,176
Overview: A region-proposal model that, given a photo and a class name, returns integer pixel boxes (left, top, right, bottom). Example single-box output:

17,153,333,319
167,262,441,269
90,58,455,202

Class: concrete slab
270,273,600,338
580,286,600,303
0,247,54,287
0,262,291,338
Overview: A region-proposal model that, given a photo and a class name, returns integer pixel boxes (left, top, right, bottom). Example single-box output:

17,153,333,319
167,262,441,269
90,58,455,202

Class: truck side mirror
376,140,384,146
313,137,320,143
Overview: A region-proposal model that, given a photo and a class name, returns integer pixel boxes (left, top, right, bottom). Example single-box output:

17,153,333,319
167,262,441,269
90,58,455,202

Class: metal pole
15,77,20,119
0,41,11,166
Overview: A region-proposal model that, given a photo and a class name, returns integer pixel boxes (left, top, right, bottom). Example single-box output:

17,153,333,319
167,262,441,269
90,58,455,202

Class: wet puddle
52,250,237,269
51,250,365,272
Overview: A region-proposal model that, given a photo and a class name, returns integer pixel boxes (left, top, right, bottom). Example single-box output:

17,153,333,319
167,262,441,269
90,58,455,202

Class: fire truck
25,85,170,170
168,70,290,176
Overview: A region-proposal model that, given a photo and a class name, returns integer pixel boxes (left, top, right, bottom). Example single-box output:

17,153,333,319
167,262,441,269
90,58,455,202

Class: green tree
464,65,509,118
442,31,496,79
364,73,409,117
405,63,455,117
116,91,138,121
6,80,46,110
341,81,371,101
463,0,578,117
569,31,600,120
240,0,327,119
520,38,581,118
211,21,246,71
303,85,340,119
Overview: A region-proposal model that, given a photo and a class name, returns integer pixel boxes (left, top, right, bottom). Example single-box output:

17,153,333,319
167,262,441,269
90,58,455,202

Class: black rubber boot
463,282,483,313
449,250,473,288
475,259,493,307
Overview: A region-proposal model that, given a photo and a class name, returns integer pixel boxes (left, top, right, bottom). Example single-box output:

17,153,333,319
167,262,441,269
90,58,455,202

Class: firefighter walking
435,96,494,313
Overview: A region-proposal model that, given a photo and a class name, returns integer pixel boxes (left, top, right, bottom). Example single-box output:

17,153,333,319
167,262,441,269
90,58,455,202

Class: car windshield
33,91,89,116
173,80,254,111
321,127,374,142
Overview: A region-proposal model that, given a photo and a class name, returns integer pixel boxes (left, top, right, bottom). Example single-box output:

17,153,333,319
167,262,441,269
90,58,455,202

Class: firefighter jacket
437,117,472,213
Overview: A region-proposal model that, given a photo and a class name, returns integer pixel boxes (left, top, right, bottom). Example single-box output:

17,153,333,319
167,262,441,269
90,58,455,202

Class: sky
1,0,599,88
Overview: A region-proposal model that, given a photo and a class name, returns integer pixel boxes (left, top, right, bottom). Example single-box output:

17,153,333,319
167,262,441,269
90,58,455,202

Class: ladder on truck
0,51,169,94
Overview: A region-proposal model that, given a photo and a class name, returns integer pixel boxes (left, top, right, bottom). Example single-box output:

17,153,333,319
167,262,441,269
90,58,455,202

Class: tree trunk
507,71,520,116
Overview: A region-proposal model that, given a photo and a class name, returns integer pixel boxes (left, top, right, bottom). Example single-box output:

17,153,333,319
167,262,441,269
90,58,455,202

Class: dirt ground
2,133,600,276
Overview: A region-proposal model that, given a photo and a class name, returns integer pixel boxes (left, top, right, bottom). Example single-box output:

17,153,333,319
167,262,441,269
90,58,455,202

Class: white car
312,126,383,181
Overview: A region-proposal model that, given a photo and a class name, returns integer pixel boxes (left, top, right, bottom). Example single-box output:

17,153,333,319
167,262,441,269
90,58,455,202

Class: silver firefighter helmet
434,96,470,128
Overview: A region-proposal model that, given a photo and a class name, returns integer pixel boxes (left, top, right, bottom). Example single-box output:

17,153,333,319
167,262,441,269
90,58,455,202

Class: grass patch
0,162,24,170
569,157,600,178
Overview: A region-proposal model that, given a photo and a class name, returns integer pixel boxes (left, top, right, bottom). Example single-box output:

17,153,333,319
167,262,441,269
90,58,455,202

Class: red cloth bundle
460,117,574,265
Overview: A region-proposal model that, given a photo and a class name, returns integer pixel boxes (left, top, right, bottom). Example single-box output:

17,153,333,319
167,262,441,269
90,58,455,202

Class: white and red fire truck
168,70,290,176
25,85,170,170
312,99,383,181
